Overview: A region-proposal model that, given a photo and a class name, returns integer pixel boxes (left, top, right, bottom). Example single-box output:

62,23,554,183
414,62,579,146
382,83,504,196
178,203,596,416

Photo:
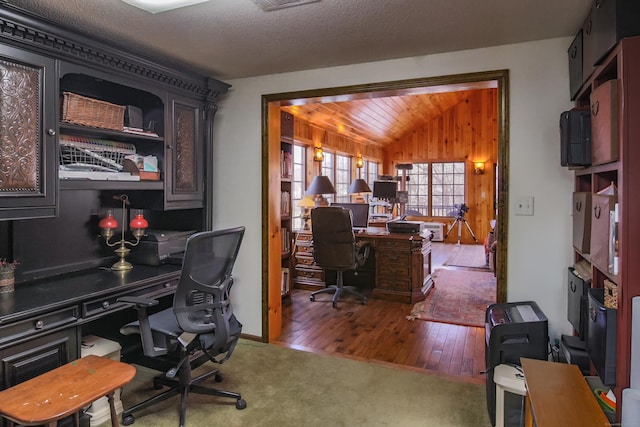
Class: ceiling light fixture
121,0,209,14
252,0,320,12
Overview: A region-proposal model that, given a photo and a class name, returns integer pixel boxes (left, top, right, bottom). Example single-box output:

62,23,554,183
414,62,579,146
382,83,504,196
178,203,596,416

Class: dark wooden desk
0,265,180,391
521,358,611,427
292,229,433,304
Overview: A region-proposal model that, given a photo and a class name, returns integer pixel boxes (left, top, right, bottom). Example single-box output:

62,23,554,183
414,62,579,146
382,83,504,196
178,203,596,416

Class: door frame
261,69,509,342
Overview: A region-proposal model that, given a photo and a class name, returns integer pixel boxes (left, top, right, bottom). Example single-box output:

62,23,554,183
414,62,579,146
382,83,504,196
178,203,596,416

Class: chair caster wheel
310,295,315,302
361,298,367,305
215,373,223,382
122,414,135,426
332,302,337,308
236,399,247,410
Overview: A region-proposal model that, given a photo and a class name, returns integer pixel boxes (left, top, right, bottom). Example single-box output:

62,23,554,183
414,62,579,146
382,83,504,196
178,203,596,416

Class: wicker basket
61,92,125,131
604,279,618,309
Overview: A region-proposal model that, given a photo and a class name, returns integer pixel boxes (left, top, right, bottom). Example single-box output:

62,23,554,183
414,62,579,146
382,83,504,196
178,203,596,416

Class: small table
521,358,611,427
0,355,136,427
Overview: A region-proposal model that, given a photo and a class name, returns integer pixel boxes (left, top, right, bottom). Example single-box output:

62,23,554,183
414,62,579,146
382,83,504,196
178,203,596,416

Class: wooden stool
0,355,136,427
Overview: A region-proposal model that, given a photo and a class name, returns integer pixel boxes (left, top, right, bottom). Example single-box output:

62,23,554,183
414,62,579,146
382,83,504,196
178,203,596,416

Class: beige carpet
101,339,490,427
445,244,488,269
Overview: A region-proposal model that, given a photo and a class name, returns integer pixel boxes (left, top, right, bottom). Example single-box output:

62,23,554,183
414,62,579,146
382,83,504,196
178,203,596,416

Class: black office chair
309,207,370,308
117,227,247,427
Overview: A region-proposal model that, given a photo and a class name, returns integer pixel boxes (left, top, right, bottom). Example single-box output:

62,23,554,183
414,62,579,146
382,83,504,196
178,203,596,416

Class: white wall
213,37,576,342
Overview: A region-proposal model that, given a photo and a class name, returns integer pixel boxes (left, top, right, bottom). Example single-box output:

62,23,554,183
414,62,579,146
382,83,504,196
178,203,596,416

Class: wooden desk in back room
292,229,434,304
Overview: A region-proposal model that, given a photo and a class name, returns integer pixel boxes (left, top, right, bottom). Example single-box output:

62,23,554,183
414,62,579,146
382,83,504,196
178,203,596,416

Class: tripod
445,214,478,245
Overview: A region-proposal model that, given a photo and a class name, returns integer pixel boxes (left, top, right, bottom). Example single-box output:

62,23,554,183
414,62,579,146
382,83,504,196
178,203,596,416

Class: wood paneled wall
288,88,498,244
293,118,385,182
384,88,498,244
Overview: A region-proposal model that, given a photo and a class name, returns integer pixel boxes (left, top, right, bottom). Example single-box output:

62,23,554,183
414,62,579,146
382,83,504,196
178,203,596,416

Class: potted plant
0,259,18,294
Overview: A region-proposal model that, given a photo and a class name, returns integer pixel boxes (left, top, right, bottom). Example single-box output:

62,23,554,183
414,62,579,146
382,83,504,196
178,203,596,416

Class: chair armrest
117,296,166,357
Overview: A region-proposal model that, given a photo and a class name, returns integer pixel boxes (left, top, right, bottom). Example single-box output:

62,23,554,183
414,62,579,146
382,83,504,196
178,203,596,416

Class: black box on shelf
560,334,590,375
124,105,143,129
560,108,591,167
568,267,590,339
587,288,617,386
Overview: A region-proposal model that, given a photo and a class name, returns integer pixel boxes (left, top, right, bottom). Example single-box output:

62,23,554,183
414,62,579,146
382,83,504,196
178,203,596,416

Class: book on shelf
281,191,290,216
122,126,160,137
609,203,619,275
280,150,292,178
281,228,291,253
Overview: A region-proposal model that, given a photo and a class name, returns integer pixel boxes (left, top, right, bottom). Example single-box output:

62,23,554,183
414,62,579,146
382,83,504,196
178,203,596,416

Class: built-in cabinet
571,36,640,422
0,2,228,400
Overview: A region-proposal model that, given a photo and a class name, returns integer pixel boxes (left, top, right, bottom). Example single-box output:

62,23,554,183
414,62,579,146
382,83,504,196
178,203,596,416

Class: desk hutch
0,2,228,406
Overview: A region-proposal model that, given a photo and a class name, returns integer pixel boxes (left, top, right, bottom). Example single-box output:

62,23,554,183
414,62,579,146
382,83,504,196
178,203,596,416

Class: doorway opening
262,70,509,343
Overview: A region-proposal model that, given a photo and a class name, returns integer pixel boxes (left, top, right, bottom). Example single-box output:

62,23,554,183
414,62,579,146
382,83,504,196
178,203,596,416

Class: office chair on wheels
117,227,247,427
309,207,370,308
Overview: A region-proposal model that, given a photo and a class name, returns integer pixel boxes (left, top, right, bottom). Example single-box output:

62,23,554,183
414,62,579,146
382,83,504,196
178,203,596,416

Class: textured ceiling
4,0,590,81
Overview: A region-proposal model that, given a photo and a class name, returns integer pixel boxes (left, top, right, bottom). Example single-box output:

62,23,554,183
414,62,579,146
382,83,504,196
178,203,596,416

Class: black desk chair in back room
310,207,371,308
117,227,247,427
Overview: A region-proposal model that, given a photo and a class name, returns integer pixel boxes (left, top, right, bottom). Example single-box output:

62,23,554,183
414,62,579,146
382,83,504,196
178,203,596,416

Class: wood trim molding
263,69,510,342
0,5,229,100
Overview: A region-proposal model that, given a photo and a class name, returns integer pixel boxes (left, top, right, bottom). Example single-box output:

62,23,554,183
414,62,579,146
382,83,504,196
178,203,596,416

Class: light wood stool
0,355,136,427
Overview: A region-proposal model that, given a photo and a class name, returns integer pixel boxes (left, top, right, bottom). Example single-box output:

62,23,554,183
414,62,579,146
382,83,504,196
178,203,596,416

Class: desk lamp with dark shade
307,175,335,207
348,178,371,203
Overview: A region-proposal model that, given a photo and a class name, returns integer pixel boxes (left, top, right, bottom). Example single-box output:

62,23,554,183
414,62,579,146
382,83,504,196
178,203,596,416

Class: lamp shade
307,175,336,195
297,196,316,208
348,178,371,194
98,209,118,230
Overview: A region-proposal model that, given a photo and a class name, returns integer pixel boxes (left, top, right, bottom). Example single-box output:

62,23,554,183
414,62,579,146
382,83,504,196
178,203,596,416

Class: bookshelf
280,111,294,298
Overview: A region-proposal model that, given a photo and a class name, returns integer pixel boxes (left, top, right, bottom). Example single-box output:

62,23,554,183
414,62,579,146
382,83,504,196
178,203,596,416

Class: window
334,154,351,203
291,144,306,230
431,162,465,216
365,160,379,187
321,151,335,204
405,163,429,215
405,161,465,216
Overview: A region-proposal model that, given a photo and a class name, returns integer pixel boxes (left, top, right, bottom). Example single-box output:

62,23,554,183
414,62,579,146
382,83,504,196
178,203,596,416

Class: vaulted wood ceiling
280,80,498,148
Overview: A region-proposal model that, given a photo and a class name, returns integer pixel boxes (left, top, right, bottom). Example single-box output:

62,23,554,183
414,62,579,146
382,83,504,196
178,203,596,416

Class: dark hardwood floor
274,243,491,385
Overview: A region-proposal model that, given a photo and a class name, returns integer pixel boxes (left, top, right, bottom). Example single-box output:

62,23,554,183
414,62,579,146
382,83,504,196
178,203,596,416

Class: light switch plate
515,196,534,216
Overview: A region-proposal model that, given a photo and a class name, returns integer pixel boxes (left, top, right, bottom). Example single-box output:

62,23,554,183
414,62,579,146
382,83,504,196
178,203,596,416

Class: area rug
445,244,488,269
103,339,490,427
407,268,496,327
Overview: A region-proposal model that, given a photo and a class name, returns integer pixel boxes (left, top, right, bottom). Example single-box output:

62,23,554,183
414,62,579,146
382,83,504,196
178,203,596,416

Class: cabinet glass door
166,95,203,208
0,47,57,220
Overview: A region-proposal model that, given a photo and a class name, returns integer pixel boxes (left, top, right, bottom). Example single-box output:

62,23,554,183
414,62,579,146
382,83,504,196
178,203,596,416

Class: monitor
331,203,370,229
372,181,397,200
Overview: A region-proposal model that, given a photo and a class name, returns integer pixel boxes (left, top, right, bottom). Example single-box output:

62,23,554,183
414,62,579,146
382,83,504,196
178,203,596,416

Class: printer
386,219,425,234
129,229,195,266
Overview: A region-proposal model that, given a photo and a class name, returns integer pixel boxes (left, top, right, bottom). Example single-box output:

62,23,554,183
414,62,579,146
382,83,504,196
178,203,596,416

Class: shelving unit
570,36,640,422
280,111,294,298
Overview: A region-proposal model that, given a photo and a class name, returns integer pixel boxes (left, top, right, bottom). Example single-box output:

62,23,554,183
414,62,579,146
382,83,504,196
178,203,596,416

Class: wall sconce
355,155,365,169
474,161,485,175
99,194,148,271
313,146,324,162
